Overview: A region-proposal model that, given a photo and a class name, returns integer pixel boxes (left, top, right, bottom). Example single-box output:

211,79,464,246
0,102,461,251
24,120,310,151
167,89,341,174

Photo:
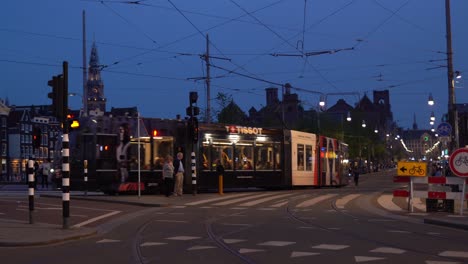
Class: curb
424,218,468,231
0,228,98,247
40,194,169,207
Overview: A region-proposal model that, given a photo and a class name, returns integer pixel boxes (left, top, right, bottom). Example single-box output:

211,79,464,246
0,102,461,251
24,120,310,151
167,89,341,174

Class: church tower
86,42,106,116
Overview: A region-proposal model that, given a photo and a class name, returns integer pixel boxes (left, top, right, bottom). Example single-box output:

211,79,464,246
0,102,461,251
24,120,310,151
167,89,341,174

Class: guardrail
393,176,468,215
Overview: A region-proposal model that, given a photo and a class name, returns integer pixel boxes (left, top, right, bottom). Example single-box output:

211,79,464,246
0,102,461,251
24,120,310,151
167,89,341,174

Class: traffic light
47,75,64,122
32,127,41,149
67,113,80,131
186,91,200,117
190,117,199,143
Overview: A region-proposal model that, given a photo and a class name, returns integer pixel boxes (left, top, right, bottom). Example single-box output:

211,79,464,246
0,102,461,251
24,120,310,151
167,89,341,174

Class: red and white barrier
393,176,467,215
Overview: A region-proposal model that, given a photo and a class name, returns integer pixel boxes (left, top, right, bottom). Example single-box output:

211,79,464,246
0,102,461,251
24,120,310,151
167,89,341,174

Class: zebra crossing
181,191,361,210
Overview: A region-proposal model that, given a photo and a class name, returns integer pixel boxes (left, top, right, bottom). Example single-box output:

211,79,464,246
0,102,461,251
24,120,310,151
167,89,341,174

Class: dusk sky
1,0,467,130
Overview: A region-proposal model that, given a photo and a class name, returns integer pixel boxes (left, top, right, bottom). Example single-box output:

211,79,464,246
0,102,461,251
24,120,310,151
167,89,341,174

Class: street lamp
362,120,366,128
428,93,434,106
346,111,352,122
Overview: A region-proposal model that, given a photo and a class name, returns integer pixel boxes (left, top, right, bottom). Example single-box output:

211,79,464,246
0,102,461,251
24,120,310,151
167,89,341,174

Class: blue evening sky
1,0,467,130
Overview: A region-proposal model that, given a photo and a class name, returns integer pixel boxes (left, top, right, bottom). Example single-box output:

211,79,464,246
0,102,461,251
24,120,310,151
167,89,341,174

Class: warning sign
397,161,427,177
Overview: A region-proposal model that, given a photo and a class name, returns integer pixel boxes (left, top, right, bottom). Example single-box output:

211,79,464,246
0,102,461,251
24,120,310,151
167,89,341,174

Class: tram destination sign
397,161,427,177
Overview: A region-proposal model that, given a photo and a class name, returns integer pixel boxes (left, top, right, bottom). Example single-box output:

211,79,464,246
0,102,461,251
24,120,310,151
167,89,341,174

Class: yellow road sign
397,161,427,176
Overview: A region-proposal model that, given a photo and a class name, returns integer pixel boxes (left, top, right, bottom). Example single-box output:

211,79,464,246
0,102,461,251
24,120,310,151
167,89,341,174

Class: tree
217,99,248,124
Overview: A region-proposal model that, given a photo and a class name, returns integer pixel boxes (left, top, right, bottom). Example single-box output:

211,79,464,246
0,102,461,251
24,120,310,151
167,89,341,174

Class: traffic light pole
61,61,70,229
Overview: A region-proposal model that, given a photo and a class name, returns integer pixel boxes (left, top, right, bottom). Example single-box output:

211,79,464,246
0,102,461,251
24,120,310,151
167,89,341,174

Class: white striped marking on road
187,246,216,251
438,251,468,258
200,206,213,209
388,230,411,234
239,248,265,254
335,194,361,209
222,223,252,227
296,194,338,208
166,236,201,241
155,220,188,223
140,242,167,247
223,239,246,244
311,244,349,250
184,193,255,206
96,239,120,243
291,251,320,258
377,194,404,212
72,210,121,228
214,193,277,206
239,193,294,207
257,241,296,247
355,256,386,262
270,200,288,208
370,247,406,254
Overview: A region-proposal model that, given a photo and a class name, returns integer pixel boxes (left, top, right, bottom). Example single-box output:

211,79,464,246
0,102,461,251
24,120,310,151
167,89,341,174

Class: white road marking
223,239,246,244
355,256,386,262
140,242,167,247
72,211,121,228
171,206,186,209
200,206,213,209
184,193,252,206
257,208,276,211
19,205,61,210
388,230,411,234
311,244,349,250
335,194,361,209
270,200,288,207
291,251,320,258
0,212,4,215
214,193,277,206
370,247,406,254
425,261,461,264
96,239,120,243
230,207,247,210
439,251,468,258
166,236,201,241
187,246,216,251
296,194,338,208
155,220,188,223
239,193,294,206
222,223,252,227
257,241,296,246
377,194,404,212
239,248,265,254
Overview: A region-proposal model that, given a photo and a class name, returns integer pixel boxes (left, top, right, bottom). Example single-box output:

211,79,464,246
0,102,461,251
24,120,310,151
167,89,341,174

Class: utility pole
205,34,211,124
82,10,87,117
445,0,459,152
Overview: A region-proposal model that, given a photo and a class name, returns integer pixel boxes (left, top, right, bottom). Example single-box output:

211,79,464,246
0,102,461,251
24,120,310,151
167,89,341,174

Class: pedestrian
41,158,51,189
173,152,184,196
353,167,360,186
162,155,174,197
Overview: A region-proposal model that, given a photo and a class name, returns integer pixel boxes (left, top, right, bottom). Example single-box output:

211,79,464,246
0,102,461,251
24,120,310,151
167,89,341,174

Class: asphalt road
1,171,468,264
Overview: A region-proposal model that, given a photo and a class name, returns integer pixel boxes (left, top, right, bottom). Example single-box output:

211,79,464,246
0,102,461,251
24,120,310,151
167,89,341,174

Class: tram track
285,191,465,262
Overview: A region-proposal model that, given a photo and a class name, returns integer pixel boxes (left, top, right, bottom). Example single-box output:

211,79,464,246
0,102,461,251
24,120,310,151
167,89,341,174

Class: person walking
162,155,174,197
353,167,360,186
173,152,185,196
41,158,51,189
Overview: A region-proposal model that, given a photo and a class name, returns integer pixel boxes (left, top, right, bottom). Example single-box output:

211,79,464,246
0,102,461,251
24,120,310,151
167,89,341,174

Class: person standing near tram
173,152,185,196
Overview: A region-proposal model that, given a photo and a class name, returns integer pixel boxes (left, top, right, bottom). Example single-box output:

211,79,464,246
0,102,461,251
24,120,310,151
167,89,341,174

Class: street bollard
27,159,34,224
218,174,224,195
84,160,88,196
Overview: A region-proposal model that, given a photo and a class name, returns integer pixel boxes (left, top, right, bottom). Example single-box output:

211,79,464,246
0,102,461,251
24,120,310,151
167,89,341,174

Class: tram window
256,143,274,170
306,145,312,171
201,143,210,170
297,144,305,171
236,144,253,170
212,144,233,170
153,140,172,170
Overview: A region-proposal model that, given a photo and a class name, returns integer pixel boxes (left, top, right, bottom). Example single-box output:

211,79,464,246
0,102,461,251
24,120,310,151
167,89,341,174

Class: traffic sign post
397,161,427,177
448,148,468,216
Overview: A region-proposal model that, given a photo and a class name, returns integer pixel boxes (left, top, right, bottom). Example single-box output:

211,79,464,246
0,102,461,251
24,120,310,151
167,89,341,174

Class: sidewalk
1,187,468,247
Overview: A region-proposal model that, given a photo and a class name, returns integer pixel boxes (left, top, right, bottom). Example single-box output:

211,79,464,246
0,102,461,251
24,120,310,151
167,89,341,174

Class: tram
70,121,349,193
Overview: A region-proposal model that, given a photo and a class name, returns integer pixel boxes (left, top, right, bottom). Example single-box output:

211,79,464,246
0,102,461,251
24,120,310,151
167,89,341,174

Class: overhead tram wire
372,0,427,32
353,0,411,49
